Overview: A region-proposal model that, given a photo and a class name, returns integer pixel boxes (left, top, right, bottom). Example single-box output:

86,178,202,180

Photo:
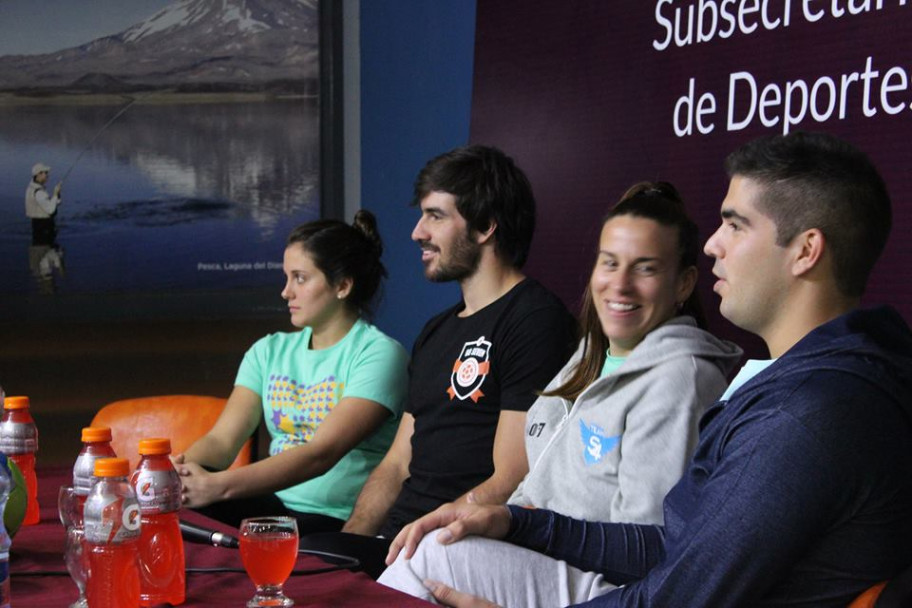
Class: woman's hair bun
352,209,383,258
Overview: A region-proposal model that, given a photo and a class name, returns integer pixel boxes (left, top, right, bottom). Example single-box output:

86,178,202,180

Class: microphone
179,520,239,549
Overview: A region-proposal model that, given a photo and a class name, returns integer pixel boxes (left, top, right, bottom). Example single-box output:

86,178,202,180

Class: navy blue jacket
507,307,912,607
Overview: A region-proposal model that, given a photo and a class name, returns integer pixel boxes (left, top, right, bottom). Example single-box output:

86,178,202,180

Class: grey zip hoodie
508,316,742,524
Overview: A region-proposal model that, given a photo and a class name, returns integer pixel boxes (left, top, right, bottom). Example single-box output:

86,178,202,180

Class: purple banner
471,1,912,353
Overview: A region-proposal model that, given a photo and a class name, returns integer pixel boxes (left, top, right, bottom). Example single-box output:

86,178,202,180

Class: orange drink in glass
240,516,298,607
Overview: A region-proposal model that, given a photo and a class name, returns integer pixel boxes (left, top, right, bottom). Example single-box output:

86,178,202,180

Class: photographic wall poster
0,0,321,321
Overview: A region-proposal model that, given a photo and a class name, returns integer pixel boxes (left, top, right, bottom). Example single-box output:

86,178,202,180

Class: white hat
32,162,51,176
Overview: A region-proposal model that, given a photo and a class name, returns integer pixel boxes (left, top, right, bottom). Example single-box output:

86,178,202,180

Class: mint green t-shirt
600,352,626,377
235,318,408,520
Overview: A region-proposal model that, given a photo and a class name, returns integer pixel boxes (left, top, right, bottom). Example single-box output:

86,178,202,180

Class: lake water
0,99,320,299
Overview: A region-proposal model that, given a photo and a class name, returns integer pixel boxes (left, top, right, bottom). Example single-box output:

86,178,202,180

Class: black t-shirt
380,278,577,537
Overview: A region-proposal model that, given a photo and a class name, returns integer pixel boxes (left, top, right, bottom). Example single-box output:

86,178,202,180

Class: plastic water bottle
0,454,12,608
84,457,141,608
0,396,39,525
131,438,185,606
73,426,117,519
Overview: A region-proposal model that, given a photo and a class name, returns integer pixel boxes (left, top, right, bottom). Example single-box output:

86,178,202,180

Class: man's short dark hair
725,131,891,297
412,145,536,269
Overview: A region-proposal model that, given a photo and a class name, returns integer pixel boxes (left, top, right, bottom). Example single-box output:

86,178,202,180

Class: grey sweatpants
378,531,616,607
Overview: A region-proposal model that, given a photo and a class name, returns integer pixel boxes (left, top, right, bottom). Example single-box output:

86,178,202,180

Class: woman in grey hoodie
507,182,742,525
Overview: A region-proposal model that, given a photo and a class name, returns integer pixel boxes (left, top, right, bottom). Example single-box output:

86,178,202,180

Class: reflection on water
0,98,320,296
28,243,65,295
1,99,319,220
76,198,235,227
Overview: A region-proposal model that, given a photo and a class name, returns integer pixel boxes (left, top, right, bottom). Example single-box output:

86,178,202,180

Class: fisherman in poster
25,162,63,246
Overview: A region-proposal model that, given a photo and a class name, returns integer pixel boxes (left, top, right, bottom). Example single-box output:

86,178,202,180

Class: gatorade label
134,470,181,514
84,495,141,544
0,422,37,454
72,453,97,496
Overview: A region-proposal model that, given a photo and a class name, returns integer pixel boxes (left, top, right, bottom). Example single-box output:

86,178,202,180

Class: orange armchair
848,582,887,608
90,395,253,471
848,560,912,608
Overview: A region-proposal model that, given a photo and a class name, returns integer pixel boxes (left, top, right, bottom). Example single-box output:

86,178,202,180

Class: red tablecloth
9,467,432,607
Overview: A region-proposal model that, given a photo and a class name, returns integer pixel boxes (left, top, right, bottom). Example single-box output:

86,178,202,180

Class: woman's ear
336,276,354,300
676,266,698,305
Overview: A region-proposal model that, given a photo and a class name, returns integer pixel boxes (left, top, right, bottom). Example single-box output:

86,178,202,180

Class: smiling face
411,191,481,282
704,176,791,340
281,244,348,330
590,215,696,357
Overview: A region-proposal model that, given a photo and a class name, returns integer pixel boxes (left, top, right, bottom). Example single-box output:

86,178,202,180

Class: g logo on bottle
123,503,141,531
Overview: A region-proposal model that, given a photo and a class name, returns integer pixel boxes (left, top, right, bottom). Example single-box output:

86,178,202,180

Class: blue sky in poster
0,0,171,56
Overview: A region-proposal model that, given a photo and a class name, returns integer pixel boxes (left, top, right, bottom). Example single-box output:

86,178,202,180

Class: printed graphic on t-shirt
266,373,343,453
447,336,492,403
580,419,620,465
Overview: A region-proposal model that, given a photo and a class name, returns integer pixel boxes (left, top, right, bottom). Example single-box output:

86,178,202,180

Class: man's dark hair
725,131,891,297
412,145,536,268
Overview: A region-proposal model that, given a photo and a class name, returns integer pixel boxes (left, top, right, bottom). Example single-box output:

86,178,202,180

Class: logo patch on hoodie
580,419,620,465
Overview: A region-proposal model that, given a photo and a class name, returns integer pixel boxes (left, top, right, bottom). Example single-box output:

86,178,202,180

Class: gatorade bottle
0,454,12,608
0,396,39,525
84,457,141,608
131,438,185,606
73,427,117,519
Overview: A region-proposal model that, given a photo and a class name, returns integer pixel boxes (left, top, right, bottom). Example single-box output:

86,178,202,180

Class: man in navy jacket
379,132,912,608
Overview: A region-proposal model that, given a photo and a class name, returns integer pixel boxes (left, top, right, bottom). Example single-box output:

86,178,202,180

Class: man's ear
791,228,825,277
475,220,497,245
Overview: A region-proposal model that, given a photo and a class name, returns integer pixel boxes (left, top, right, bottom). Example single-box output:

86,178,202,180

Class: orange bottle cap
138,438,172,455
93,457,130,477
81,426,112,443
3,396,30,410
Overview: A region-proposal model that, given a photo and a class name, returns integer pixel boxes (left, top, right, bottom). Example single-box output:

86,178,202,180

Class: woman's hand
425,580,502,608
385,502,512,565
176,461,227,508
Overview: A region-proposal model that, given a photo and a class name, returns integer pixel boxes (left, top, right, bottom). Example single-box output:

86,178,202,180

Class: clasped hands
384,500,514,608
170,453,225,508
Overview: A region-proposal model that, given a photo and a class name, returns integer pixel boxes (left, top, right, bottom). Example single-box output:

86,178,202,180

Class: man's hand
424,580,501,608
385,502,512,565
53,183,62,198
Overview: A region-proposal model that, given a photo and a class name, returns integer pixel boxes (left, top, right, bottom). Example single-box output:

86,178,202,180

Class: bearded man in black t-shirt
332,146,575,568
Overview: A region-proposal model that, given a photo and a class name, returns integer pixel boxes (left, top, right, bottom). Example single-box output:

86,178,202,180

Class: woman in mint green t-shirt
175,210,408,532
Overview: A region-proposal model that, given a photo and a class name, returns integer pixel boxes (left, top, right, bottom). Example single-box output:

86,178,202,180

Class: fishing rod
59,91,155,186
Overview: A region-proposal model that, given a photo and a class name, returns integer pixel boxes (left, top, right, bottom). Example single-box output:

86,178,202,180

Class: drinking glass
57,486,88,608
239,516,299,607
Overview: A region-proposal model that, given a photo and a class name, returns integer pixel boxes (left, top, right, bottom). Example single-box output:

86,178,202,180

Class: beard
422,230,482,283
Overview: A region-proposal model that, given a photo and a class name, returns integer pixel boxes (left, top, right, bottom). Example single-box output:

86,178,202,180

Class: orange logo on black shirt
447,336,492,403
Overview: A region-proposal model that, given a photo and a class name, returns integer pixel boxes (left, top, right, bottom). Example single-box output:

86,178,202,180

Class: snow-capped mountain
0,0,319,91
